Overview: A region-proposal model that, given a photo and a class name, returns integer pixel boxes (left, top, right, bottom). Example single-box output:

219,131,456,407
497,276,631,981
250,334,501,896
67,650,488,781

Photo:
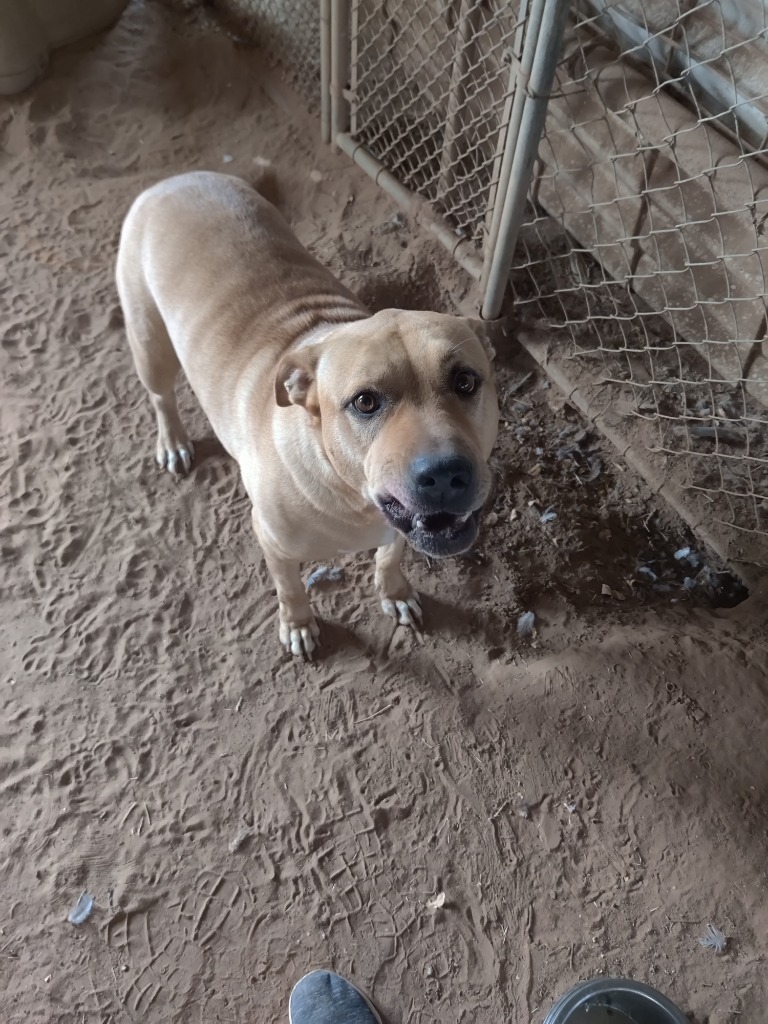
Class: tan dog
116,171,498,657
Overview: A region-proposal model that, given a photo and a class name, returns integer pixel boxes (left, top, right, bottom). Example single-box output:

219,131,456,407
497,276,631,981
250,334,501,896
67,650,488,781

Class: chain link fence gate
324,0,568,281
325,0,768,576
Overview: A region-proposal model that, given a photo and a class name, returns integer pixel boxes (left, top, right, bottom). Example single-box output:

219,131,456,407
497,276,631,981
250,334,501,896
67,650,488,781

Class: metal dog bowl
544,978,688,1024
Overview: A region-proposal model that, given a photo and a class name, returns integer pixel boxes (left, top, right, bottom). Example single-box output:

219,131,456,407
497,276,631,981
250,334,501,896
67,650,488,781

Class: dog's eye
454,370,479,396
352,391,380,415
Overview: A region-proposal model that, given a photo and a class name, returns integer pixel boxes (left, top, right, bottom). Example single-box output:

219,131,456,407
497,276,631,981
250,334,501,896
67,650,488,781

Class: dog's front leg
375,534,422,630
255,518,319,659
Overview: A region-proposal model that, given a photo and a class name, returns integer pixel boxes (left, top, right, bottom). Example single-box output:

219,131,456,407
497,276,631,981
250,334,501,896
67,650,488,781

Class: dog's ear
274,350,319,411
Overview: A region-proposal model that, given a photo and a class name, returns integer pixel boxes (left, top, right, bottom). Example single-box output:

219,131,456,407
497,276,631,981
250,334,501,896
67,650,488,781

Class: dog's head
275,310,499,557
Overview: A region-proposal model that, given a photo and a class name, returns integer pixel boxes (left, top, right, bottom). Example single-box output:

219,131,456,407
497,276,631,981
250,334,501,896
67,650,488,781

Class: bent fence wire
322,0,768,559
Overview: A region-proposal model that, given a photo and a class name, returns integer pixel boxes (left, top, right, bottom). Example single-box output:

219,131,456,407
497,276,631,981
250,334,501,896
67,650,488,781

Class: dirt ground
1,3,767,1023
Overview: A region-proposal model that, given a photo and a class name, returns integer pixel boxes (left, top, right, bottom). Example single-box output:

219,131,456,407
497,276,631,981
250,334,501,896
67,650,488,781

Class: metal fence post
480,0,571,321
330,0,351,150
320,0,331,144
481,0,543,289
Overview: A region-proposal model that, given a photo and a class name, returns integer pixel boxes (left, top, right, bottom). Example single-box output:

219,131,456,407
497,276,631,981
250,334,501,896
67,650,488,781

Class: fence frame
325,0,572,309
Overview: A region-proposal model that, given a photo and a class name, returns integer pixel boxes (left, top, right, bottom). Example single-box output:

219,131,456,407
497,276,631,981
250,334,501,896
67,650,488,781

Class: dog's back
116,171,367,454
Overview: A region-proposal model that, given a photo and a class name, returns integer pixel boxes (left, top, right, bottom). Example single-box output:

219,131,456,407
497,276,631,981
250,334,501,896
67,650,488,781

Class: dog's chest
335,520,396,556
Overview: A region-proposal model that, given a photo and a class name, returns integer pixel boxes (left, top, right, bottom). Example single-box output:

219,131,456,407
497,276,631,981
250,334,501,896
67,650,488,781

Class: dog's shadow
191,436,230,469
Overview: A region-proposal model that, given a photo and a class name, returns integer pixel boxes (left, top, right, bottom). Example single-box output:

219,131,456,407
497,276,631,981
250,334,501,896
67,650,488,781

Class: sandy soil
1,3,767,1023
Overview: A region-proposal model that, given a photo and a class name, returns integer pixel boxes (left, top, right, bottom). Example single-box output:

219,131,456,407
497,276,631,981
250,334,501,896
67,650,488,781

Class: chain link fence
512,0,768,555
348,0,524,246
327,0,768,565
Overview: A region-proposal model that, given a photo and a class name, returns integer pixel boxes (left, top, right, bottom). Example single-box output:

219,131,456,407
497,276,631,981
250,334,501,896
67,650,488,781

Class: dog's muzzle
376,496,482,557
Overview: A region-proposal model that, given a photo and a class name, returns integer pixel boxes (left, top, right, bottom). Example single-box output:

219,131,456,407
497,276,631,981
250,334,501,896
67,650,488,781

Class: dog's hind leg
118,272,194,475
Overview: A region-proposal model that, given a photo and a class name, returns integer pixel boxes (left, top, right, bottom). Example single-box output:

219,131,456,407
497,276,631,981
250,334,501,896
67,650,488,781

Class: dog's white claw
280,617,320,660
158,442,195,476
382,592,422,629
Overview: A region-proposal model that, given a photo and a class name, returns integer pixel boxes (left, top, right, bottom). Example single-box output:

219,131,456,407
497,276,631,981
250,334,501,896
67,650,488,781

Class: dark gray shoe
289,970,383,1024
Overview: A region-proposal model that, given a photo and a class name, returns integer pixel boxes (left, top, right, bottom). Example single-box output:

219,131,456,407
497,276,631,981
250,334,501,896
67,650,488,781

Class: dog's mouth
377,496,481,557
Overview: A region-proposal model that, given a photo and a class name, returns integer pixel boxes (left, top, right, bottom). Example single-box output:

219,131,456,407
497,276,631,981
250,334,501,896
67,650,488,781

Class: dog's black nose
410,454,474,510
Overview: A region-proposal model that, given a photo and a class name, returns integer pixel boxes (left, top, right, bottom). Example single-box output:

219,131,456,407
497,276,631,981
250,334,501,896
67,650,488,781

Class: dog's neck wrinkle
292,314,368,351
293,322,340,350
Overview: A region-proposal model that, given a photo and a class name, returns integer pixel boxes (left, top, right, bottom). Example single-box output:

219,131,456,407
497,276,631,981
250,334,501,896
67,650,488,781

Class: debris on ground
499,373,534,419
305,565,346,590
674,547,702,568
67,892,94,926
690,424,746,447
553,426,604,482
517,611,536,637
426,892,446,910
376,211,407,234
228,826,255,853
474,361,750,617
699,923,728,954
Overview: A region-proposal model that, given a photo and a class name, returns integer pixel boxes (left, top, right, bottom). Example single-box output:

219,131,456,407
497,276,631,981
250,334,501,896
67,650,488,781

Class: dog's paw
381,591,422,630
156,439,195,475
279,616,320,659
